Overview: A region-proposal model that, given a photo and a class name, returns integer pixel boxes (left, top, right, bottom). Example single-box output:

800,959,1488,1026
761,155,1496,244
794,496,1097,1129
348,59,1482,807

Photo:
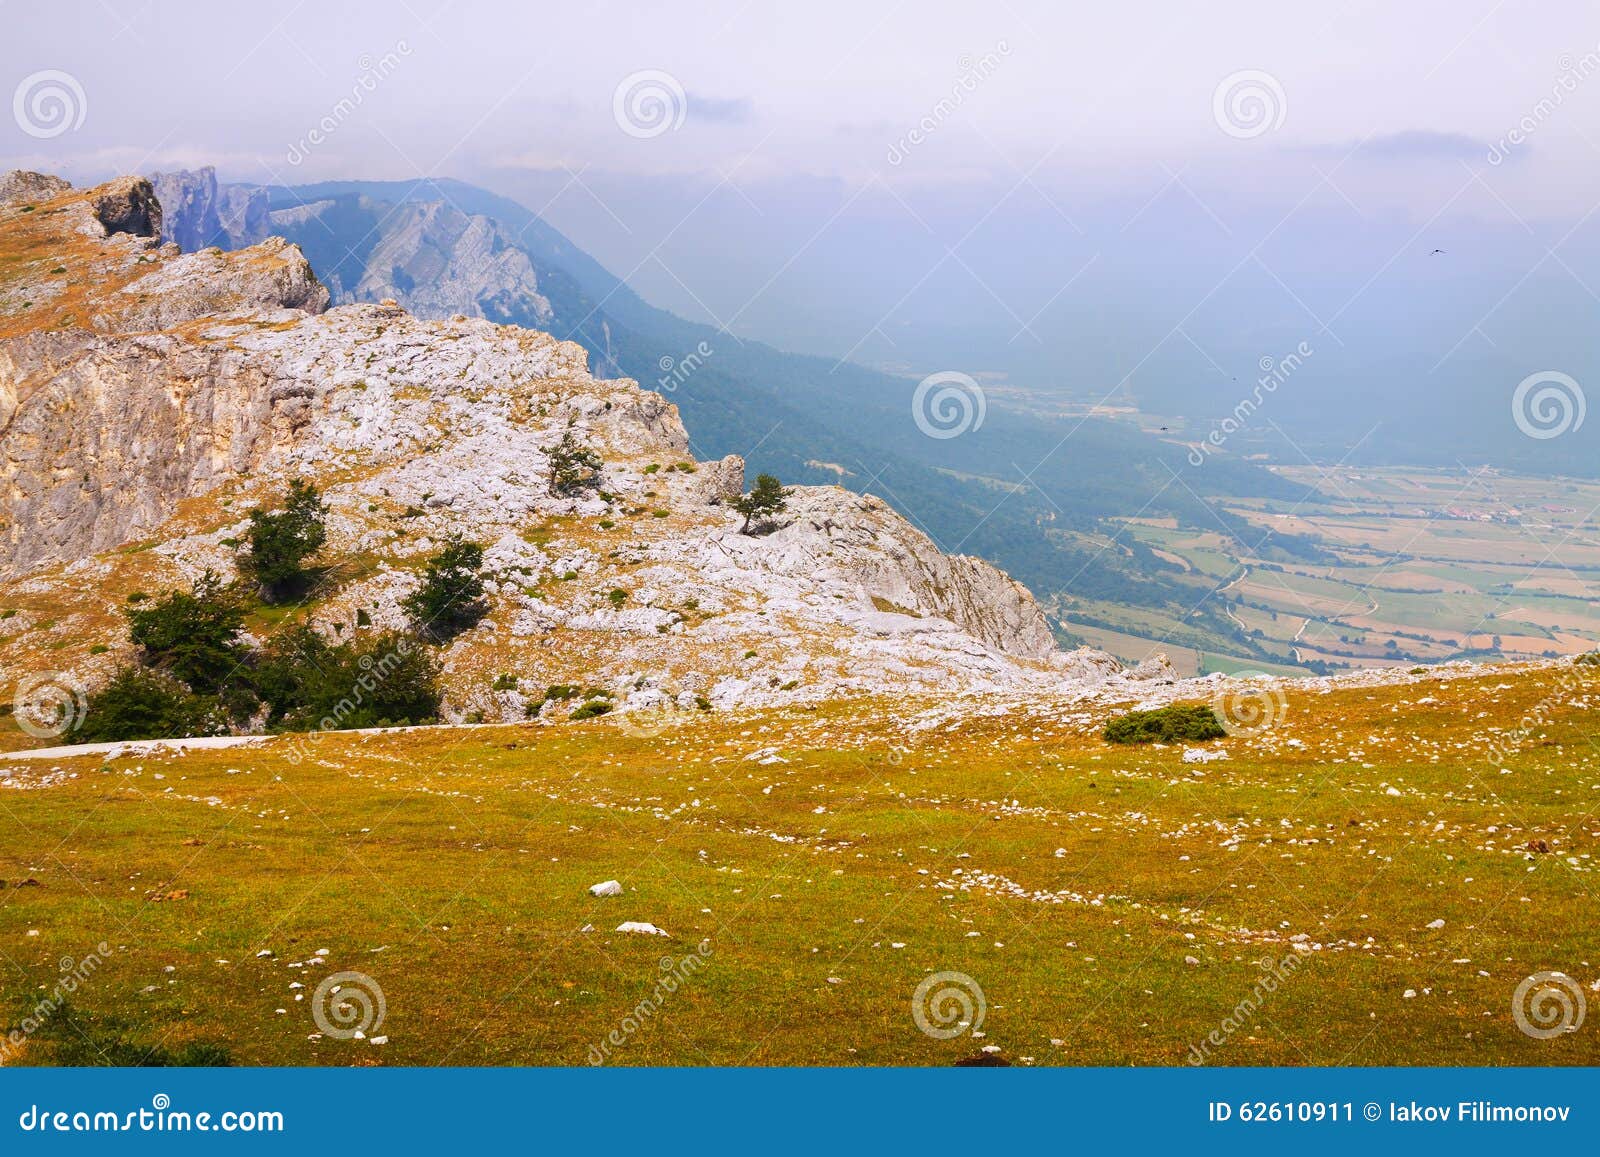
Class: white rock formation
0,173,1132,722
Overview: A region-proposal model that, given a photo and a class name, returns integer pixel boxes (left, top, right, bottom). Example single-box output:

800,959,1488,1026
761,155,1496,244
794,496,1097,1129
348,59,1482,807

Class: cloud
688,94,753,124
1319,130,1496,161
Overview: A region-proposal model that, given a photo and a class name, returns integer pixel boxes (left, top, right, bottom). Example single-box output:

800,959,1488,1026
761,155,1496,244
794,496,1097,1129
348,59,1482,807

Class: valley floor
1058,465,1600,676
2,661,1597,1066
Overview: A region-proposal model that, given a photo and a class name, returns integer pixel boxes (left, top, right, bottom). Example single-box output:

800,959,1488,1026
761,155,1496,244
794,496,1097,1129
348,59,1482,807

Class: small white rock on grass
589,880,623,897
615,921,669,936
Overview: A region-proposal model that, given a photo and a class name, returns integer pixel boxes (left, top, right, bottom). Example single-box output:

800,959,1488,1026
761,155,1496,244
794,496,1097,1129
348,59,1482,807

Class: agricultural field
3,659,1597,1066
1059,466,1600,677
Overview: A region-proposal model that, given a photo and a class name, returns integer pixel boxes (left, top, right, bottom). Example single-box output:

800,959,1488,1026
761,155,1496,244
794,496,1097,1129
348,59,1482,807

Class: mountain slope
1,172,1137,746
148,171,1330,669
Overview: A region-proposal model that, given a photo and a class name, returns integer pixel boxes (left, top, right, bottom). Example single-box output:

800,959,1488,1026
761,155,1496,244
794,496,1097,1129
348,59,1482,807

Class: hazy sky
7,1,1600,401
9,1,1600,197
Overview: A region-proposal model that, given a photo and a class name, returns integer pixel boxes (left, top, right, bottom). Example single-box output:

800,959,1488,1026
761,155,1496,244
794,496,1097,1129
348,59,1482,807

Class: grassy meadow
2,660,1597,1066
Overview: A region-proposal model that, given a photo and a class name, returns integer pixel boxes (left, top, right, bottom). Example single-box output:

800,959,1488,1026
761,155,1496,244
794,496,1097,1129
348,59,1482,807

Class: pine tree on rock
731,474,792,535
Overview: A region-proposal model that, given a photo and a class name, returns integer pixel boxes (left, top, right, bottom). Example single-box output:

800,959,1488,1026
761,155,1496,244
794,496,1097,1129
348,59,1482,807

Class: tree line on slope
74,482,486,743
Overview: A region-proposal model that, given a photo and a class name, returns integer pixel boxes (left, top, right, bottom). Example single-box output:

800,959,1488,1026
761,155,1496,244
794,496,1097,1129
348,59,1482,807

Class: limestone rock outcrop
150,167,270,253
0,173,1129,723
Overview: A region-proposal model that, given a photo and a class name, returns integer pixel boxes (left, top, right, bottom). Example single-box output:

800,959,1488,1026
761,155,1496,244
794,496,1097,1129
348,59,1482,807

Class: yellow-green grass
2,663,1597,1067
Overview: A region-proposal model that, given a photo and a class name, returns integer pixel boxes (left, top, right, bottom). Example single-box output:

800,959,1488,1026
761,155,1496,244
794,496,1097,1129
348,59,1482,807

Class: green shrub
125,572,247,695
256,628,440,731
547,430,603,494
492,674,518,691
1103,704,1226,745
74,667,224,743
570,700,613,721
239,480,328,602
402,535,487,641
606,588,628,608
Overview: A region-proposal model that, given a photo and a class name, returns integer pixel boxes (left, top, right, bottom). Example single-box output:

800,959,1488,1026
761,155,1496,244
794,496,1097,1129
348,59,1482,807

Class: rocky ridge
0,173,1133,730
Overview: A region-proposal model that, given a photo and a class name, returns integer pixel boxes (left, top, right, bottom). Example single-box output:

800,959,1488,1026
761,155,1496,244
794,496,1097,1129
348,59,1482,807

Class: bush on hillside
547,430,603,495
125,572,248,695
257,627,441,731
73,666,225,743
239,479,328,602
402,535,487,640
1103,704,1227,745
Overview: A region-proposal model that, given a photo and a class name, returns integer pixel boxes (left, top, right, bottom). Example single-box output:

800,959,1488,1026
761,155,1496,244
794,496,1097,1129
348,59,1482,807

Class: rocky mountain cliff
0,173,1129,730
149,167,270,253
149,169,604,371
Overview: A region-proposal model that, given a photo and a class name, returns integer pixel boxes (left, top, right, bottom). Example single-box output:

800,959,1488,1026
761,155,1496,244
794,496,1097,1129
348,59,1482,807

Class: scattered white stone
615,921,669,936
1426,919,1445,930
589,880,623,897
